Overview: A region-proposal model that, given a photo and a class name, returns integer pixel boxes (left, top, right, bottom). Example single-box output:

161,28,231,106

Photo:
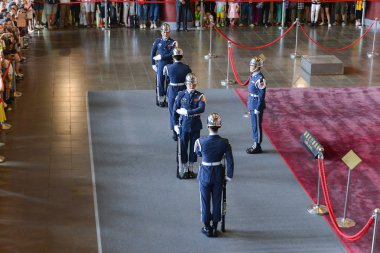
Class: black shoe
158,102,166,107
246,145,262,154
211,226,218,237
178,172,189,179
188,171,197,179
176,28,180,32
184,28,189,32
201,226,212,237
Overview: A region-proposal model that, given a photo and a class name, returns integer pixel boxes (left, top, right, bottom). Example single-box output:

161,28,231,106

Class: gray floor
88,89,346,253
1,23,379,252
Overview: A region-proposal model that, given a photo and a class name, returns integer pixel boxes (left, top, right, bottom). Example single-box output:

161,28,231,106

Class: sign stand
336,150,362,228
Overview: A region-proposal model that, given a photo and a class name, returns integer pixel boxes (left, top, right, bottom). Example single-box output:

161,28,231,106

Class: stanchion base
290,53,301,59
243,111,250,118
204,54,217,60
336,217,356,228
221,79,234,86
197,27,205,30
307,204,328,215
367,52,379,58
278,26,287,30
102,27,110,31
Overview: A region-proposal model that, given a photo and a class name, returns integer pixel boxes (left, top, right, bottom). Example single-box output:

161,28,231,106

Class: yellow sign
342,150,362,170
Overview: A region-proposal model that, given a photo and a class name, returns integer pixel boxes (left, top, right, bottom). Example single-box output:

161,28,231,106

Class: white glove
174,125,180,135
173,41,178,48
254,109,260,115
153,54,162,61
176,108,188,116
225,176,232,182
152,65,157,72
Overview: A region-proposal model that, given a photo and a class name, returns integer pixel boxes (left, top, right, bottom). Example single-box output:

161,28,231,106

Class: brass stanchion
307,153,328,215
336,165,356,227
220,41,234,86
204,16,216,59
371,208,380,253
367,18,379,58
290,19,301,59
337,150,362,227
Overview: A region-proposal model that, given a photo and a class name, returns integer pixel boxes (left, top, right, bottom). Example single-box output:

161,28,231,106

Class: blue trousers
199,179,223,224
180,130,200,163
156,62,169,97
250,110,264,144
149,4,160,22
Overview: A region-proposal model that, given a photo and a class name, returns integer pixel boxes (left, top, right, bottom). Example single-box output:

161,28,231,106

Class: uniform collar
252,71,260,76
209,133,219,136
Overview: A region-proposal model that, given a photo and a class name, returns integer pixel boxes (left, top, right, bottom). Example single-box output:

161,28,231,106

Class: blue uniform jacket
164,62,192,85
195,135,234,184
173,90,206,132
247,71,266,111
150,37,176,66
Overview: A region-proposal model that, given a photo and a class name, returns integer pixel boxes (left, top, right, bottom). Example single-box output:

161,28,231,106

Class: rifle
221,156,227,232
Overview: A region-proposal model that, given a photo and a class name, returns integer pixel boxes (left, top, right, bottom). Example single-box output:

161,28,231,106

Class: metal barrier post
367,18,379,58
198,0,205,30
307,153,328,215
279,0,287,30
361,0,367,28
220,41,234,86
104,0,109,30
336,168,356,228
204,16,216,59
290,19,301,59
371,208,380,253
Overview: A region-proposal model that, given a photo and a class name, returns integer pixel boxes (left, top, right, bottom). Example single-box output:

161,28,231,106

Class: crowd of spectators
0,1,366,32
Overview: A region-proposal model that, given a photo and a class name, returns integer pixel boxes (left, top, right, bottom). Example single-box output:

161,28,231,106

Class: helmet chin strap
187,88,195,93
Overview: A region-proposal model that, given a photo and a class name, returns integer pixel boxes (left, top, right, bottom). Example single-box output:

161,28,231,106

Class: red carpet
235,87,380,253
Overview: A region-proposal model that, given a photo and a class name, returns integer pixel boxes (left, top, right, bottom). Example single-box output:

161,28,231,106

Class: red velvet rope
228,46,250,86
299,22,375,52
318,158,375,241
2,61,11,82
214,21,296,50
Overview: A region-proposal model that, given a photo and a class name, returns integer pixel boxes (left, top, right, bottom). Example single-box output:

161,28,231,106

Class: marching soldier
163,47,192,141
246,56,266,154
173,73,205,179
194,113,234,237
151,23,177,107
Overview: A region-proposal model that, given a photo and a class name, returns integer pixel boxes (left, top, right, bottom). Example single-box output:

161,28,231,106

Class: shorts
33,2,44,11
216,11,225,19
45,3,58,15
85,2,95,13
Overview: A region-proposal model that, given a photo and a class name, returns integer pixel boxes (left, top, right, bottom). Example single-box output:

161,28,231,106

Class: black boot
212,222,218,237
201,223,212,237
246,143,262,154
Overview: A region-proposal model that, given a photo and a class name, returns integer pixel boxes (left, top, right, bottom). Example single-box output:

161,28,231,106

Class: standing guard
151,23,177,107
173,73,206,179
246,56,266,154
194,113,234,237
163,47,192,141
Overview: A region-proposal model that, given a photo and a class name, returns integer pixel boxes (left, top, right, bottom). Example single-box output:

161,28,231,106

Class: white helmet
249,56,264,68
207,113,222,127
161,23,170,39
185,73,198,85
173,47,183,56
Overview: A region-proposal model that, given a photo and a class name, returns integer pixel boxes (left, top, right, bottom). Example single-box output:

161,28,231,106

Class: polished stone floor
0,23,379,252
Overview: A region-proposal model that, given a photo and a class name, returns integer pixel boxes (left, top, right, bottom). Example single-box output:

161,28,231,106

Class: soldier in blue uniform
194,113,234,237
173,73,206,179
151,23,178,107
246,56,266,154
163,47,192,141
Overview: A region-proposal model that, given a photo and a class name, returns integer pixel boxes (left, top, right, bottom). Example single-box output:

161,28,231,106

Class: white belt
202,161,222,166
169,82,185,86
250,93,259,98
